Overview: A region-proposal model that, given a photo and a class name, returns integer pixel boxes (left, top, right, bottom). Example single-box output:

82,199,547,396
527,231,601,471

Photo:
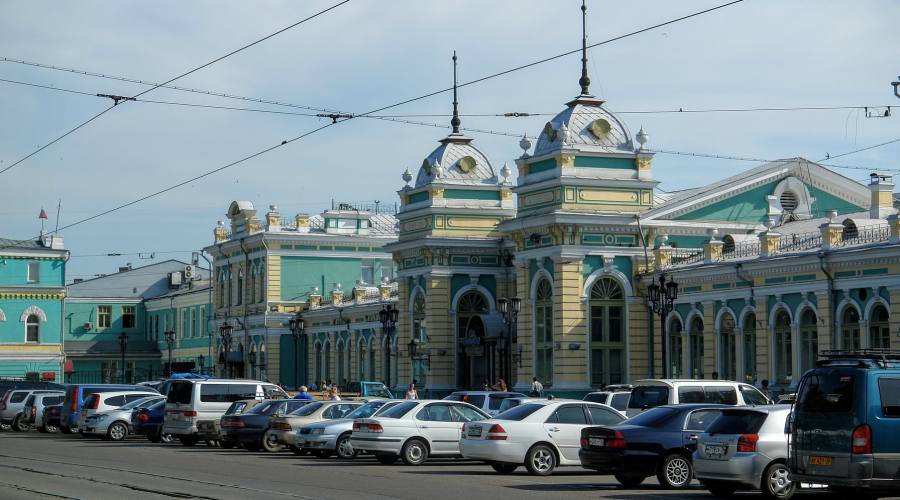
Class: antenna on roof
451,51,461,134
579,0,591,96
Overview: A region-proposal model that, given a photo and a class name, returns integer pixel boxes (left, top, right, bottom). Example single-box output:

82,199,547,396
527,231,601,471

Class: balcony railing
779,231,823,252
722,241,760,260
834,225,891,248
671,248,703,266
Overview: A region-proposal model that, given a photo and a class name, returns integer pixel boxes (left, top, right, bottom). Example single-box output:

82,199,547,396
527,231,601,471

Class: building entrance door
458,315,489,389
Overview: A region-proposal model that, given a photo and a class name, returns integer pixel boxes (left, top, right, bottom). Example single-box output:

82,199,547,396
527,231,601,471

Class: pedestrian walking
530,377,544,397
405,383,418,400
496,379,508,392
331,387,342,401
293,385,313,400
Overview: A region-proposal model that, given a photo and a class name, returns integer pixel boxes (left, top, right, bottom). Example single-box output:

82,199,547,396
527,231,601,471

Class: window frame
97,305,112,329
121,305,136,329
27,262,40,283
25,314,40,343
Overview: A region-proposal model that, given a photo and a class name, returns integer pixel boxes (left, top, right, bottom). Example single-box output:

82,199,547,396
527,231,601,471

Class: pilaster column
754,297,770,384
703,302,716,378
514,263,532,392
552,257,587,390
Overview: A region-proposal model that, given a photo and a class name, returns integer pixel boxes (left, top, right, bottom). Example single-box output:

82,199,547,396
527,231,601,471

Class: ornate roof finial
579,0,591,96
451,51,461,134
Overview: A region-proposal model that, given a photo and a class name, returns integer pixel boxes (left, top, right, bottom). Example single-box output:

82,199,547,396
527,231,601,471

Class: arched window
336,340,345,387
236,268,244,306
589,278,625,386
25,314,40,343
358,338,368,382
719,312,736,381
217,269,226,307
258,265,265,303
870,305,890,349
324,342,331,382
799,309,818,375
689,316,705,379
774,310,793,385
668,317,684,378
840,306,861,350
456,290,490,389
368,340,376,380
249,343,258,379
742,313,757,382
534,278,553,386
411,292,428,386
314,343,323,385
248,265,256,304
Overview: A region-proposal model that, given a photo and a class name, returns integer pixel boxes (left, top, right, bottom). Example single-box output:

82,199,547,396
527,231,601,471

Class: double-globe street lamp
163,330,175,377
378,304,399,387
647,273,679,378
219,322,234,378
497,297,521,386
118,332,128,384
288,315,305,390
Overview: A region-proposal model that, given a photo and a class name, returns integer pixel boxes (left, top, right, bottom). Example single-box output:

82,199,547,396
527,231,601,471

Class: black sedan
579,404,727,489
42,404,62,433
220,399,311,452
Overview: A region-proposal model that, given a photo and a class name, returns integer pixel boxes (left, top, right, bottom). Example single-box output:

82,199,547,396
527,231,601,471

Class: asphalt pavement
0,432,847,500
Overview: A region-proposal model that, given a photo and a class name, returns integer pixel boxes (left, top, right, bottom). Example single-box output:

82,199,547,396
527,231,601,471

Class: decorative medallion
543,122,557,142
458,155,476,173
589,118,611,138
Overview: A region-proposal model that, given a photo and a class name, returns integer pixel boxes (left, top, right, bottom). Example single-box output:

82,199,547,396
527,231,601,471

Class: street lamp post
163,330,175,377
118,332,128,384
647,274,679,378
219,322,233,378
198,354,205,375
497,297,522,385
289,315,305,390
378,304,399,387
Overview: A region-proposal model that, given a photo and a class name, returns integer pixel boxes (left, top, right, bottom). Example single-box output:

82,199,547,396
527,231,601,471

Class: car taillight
607,430,626,449
71,398,77,411
366,423,383,433
31,406,36,417
580,437,589,448
737,434,759,453
486,424,507,441
137,413,149,423
272,421,292,430
90,397,100,410
222,419,244,428
183,411,197,417
353,422,361,431
852,424,872,454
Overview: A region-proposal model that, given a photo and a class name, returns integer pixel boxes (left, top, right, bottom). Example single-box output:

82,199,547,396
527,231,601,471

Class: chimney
295,213,310,233
266,205,281,231
214,220,229,242
869,173,895,219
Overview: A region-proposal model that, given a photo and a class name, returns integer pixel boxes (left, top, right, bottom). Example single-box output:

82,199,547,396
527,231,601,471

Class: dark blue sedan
220,399,310,452
579,404,727,489
133,399,170,443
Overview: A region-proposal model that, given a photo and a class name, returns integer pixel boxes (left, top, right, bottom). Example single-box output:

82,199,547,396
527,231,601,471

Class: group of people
292,379,342,401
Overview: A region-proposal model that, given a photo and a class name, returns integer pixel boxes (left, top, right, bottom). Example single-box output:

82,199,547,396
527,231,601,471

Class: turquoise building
0,233,68,381
145,281,213,376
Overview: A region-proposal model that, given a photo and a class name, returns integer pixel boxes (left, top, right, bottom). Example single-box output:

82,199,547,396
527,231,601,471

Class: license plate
705,445,726,458
809,456,833,466
468,426,482,437
589,437,605,447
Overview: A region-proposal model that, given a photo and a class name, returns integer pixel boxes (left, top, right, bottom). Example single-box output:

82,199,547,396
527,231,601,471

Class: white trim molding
20,305,47,322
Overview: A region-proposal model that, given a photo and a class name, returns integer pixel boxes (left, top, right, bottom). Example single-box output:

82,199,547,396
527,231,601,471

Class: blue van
61,384,157,433
789,350,900,496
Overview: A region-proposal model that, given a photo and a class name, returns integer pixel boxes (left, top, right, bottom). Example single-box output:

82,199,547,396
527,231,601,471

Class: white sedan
459,400,625,476
350,400,489,465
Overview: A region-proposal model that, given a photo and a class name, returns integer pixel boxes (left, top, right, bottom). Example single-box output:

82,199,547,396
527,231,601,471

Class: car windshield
706,410,768,435
166,381,193,405
624,406,679,427
248,401,278,415
377,402,418,419
494,403,544,421
796,371,856,413
498,398,523,412
345,402,386,419
121,397,159,410
226,401,248,415
292,402,324,416
584,392,610,404
627,386,670,409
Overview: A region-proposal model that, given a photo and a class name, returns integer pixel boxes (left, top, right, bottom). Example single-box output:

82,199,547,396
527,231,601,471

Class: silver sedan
82,396,165,441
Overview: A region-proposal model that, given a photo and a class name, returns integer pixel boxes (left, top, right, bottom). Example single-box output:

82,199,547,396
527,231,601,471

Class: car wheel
106,422,128,441
401,438,428,465
761,462,795,499
375,453,399,465
11,415,29,432
335,434,357,459
178,435,199,447
525,444,557,476
657,453,693,489
703,480,739,498
491,463,518,474
220,440,236,449
261,431,284,453
289,445,308,456
160,432,174,444
614,473,646,487
0,422,11,432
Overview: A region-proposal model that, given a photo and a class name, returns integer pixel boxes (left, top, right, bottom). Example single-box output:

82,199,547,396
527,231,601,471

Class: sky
1,0,898,281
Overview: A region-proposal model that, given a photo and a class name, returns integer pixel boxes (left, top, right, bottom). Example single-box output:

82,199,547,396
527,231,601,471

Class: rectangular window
361,259,375,285
101,360,117,383
97,306,111,328
188,309,194,338
122,306,136,329
380,259,394,281
199,307,205,337
879,378,900,417
27,262,40,283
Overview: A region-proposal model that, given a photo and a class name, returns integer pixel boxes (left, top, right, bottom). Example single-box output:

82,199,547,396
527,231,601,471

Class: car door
415,403,458,454
544,404,589,462
450,404,488,452
683,409,722,452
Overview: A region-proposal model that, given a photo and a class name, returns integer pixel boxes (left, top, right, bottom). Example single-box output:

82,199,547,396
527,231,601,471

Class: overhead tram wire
652,147,900,173
818,137,900,162
0,0,350,177
18,0,747,239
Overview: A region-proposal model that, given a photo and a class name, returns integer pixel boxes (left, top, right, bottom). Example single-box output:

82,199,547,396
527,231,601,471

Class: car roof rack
818,349,900,368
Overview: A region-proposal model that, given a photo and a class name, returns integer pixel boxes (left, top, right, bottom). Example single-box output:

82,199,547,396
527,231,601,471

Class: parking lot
0,432,855,500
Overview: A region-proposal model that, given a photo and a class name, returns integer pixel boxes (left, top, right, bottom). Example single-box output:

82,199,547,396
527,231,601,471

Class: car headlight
95,415,109,421
309,428,325,435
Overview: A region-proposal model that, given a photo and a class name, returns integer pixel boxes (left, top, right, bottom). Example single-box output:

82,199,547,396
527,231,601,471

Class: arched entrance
456,291,491,390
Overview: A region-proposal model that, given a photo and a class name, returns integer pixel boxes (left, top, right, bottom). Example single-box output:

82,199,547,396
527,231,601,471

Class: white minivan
163,379,287,446
625,379,771,417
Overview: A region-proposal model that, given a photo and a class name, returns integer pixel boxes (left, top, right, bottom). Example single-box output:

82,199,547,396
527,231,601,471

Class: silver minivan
626,379,771,417
163,379,287,446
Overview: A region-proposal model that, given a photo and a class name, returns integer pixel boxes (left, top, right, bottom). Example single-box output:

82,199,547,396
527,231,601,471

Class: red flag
39,208,48,220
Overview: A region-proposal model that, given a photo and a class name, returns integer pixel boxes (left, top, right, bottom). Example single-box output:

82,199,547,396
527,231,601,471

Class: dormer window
780,190,799,212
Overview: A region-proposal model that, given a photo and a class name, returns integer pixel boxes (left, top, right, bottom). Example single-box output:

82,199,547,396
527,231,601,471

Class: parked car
579,404,727,488
298,400,401,458
133,399,172,443
1,389,65,431
42,404,62,432
269,400,363,448
583,389,632,412
626,379,770,417
163,378,287,446
77,390,160,431
789,350,900,497
23,392,65,432
61,384,156,433
694,405,795,498
496,397,545,413
82,395,165,440
343,381,395,399
220,399,310,452
351,400,489,465
443,391,526,416
218,399,267,449
460,400,625,476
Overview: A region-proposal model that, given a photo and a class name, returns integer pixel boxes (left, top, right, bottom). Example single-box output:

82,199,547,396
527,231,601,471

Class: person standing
496,379,508,392
293,386,313,400
405,383,418,400
531,377,544,397
331,387,342,401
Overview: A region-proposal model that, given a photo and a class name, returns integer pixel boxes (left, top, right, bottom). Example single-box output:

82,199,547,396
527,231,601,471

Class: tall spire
579,0,591,96
451,50,461,134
